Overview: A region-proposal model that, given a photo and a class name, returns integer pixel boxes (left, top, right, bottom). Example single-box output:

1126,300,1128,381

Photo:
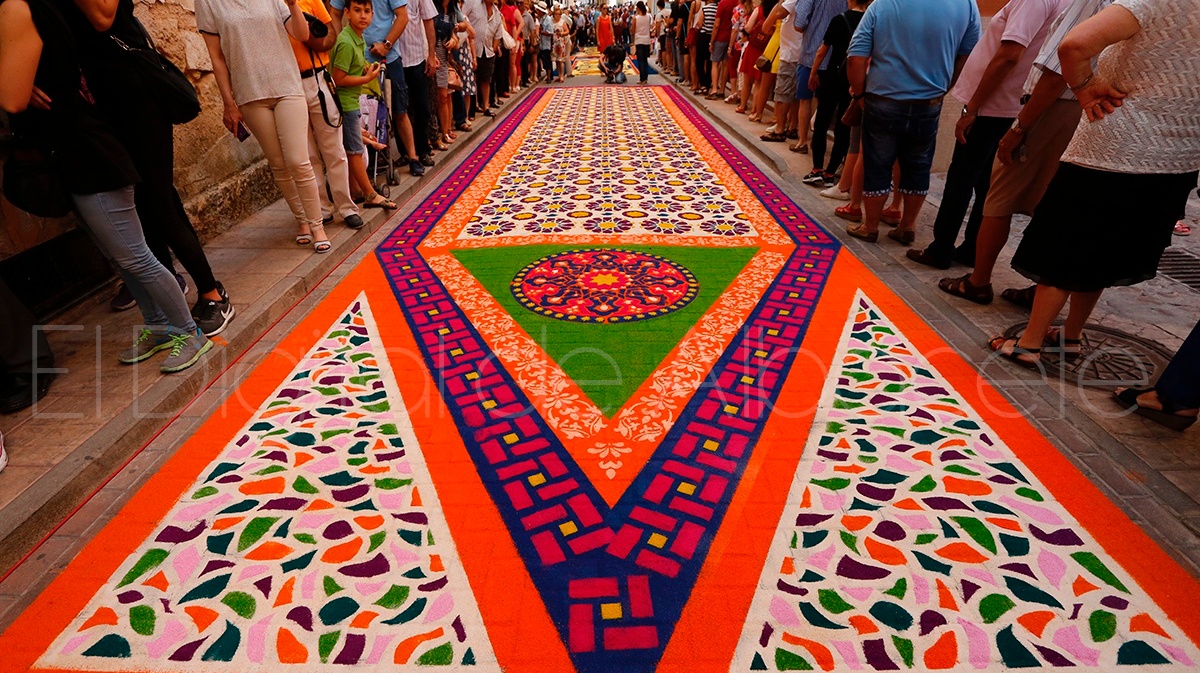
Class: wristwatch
961,104,975,117
1010,118,1026,135
383,39,393,49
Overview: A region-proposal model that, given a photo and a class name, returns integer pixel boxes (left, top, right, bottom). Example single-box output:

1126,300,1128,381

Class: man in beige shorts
937,0,1111,306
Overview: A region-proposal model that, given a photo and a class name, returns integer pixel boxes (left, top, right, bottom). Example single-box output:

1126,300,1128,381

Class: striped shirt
1023,0,1112,99
700,2,717,33
792,0,843,69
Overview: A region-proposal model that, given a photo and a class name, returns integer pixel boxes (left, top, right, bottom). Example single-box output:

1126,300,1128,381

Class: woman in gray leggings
0,0,212,373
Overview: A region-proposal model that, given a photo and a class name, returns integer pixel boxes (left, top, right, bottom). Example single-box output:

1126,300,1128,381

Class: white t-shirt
196,0,304,105
778,0,802,64
1062,0,1200,173
951,0,1071,118
633,13,653,44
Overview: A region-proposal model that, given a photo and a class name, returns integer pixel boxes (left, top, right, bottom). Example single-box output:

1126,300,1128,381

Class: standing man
522,0,537,86
759,0,802,142
707,0,737,99
330,0,426,176
906,0,1071,269
539,2,554,80
288,0,365,231
788,0,841,154
398,0,440,168
844,0,981,243
0,279,55,415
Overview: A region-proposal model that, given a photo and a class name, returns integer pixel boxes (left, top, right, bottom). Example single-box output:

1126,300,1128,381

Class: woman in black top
801,0,867,188
67,0,234,336
0,0,213,373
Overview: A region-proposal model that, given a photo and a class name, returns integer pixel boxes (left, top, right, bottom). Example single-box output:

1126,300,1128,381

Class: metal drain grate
1000,322,1174,389
1160,248,1200,291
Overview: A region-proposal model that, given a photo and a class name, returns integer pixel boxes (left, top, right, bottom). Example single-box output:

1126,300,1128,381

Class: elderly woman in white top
200,0,333,253
990,0,1200,368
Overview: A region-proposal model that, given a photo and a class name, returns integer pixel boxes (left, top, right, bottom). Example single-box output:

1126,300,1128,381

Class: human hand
806,71,818,94
367,61,383,77
1076,75,1127,123
996,128,1023,166
954,112,975,144
222,102,244,134
29,86,52,111
426,53,439,75
370,42,389,58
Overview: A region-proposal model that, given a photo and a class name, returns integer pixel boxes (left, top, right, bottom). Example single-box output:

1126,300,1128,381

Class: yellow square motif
601,603,623,620
450,348,464,356
465,372,479,381
754,349,768,358
527,473,547,486
438,328,450,335
503,433,520,445
788,292,799,298
767,329,779,336
427,308,440,316
740,375,755,385
559,521,578,536
648,533,668,548
778,309,790,316
677,483,696,495
482,400,497,410
723,404,739,414
703,439,719,451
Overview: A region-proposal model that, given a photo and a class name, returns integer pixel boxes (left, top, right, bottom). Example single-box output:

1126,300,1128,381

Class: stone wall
0,0,280,260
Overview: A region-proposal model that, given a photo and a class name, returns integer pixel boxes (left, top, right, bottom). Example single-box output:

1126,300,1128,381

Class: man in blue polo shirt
330,0,427,176
845,0,980,244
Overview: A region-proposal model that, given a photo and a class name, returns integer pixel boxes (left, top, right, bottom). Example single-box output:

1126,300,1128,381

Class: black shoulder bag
304,14,343,128
109,17,201,124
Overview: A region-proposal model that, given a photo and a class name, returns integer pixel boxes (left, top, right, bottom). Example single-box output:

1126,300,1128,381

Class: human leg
637,43,650,82
305,76,359,222
923,116,1009,262
403,64,433,159
0,277,55,413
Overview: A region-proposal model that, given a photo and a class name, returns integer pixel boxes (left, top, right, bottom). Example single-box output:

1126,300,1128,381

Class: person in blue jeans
330,0,426,176
0,0,212,374
844,0,980,244
1115,321,1200,432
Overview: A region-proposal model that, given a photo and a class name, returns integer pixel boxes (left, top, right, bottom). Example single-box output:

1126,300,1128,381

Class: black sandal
760,131,786,142
938,274,993,305
1042,327,1083,362
1113,387,1197,431
1000,285,1037,309
988,336,1042,370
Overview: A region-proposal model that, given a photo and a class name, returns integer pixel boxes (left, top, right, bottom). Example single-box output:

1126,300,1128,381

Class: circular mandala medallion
511,249,699,323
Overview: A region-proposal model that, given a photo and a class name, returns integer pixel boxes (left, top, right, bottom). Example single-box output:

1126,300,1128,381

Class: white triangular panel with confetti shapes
733,292,1200,672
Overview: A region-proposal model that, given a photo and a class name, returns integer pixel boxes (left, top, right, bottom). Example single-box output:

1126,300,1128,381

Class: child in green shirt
331,0,396,209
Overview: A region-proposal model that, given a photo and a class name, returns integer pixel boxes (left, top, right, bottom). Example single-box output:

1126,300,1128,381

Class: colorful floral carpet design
33,296,495,671
4,86,1199,673
735,294,1200,671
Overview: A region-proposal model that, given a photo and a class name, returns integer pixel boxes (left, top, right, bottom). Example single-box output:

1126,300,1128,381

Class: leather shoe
1,371,56,414
344,214,365,230
906,247,952,270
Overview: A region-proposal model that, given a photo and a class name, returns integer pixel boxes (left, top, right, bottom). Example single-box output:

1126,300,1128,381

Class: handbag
109,17,200,125
448,64,464,91
2,134,73,219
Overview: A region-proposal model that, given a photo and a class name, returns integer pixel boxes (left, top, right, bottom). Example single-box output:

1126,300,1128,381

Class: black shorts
476,55,495,82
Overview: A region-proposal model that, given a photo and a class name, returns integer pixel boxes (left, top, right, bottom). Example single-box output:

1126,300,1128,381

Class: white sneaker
0,431,7,474
820,186,851,201
765,124,779,134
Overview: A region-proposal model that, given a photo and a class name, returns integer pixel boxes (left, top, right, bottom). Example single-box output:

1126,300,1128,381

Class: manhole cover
1001,322,1174,389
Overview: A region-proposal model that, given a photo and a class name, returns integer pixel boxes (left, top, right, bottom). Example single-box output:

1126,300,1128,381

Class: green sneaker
160,329,214,373
118,328,174,364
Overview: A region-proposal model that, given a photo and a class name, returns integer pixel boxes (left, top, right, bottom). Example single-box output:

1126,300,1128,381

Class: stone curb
0,88,535,574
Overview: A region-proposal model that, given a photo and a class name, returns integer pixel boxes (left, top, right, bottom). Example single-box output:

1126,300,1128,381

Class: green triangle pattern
453,244,758,416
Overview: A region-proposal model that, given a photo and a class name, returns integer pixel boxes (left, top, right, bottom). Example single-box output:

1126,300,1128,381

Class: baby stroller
359,71,398,195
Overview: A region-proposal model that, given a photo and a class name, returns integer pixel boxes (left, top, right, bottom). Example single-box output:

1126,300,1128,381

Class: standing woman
990,0,1200,367
632,2,653,85
0,0,213,372
596,5,613,54
199,0,331,252
69,0,234,335
551,5,570,83
433,0,471,143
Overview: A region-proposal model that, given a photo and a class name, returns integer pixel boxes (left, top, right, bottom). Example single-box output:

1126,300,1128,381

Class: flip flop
1113,387,1197,431
363,194,398,210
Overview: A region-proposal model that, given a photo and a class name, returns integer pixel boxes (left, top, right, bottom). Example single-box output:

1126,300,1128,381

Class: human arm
955,39,1026,142
0,0,41,114
424,17,438,73
759,1,787,35
1058,3,1139,122
332,60,382,85
371,4,409,58
71,0,118,31
284,0,310,41
996,67,1067,165
201,32,243,132
807,43,828,91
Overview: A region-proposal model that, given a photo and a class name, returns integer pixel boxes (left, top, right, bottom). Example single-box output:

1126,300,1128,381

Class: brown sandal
1001,285,1037,309
988,336,1042,370
1043,327,1083,362
938,274,993,305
